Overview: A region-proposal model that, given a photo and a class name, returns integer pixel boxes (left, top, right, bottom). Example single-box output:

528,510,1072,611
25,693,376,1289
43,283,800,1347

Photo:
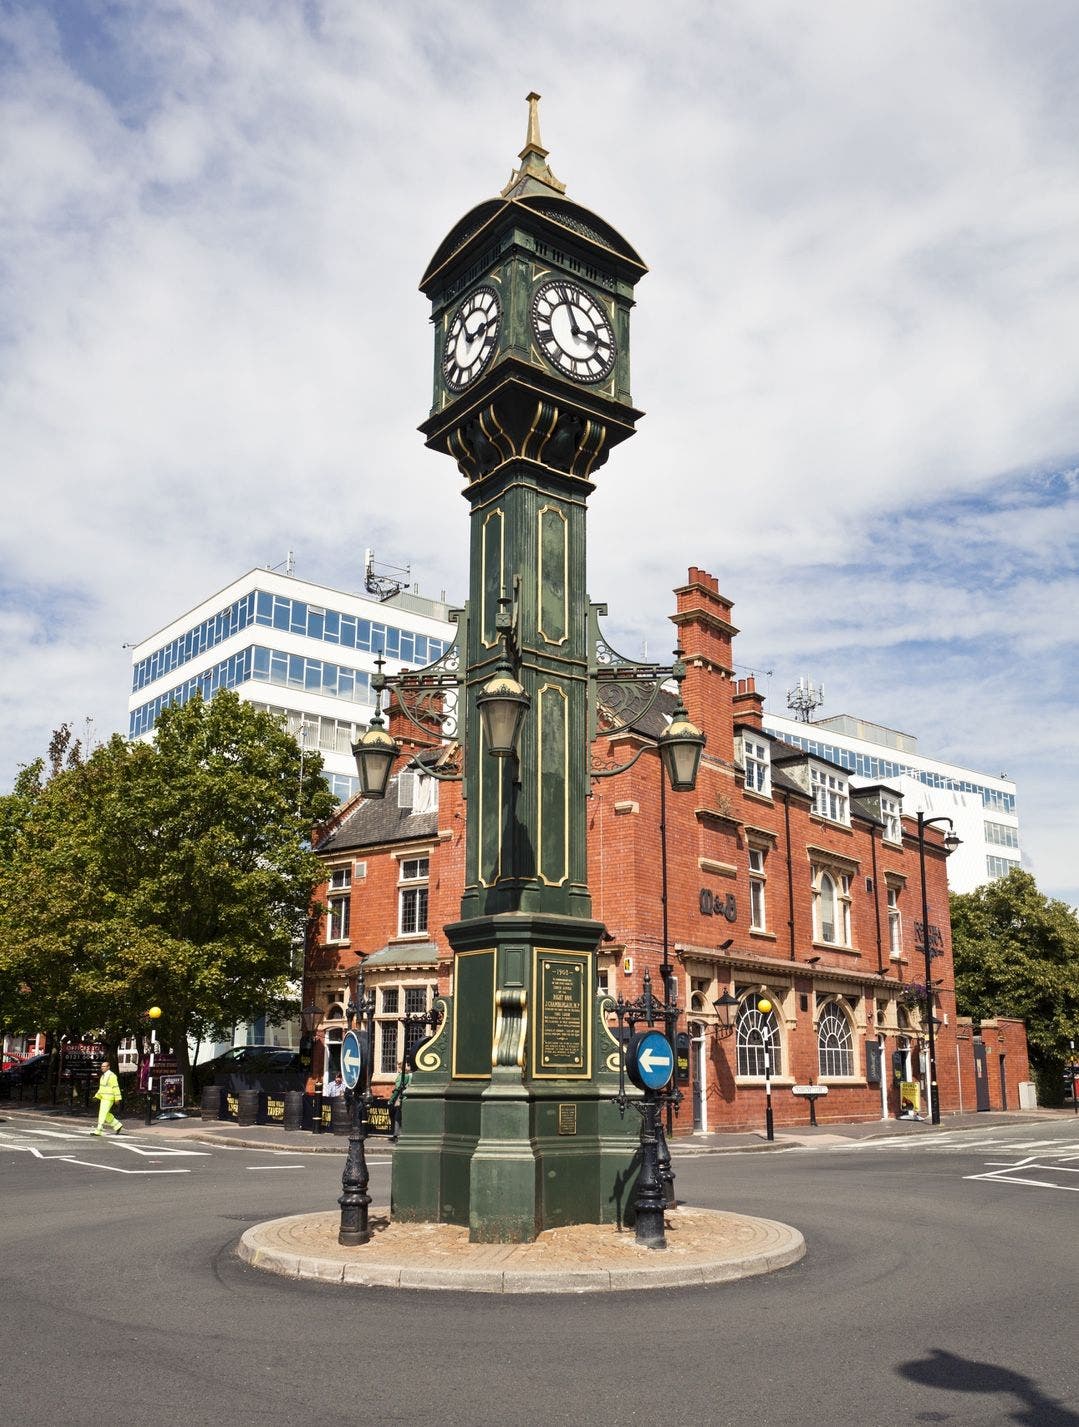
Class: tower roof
420,94,646,295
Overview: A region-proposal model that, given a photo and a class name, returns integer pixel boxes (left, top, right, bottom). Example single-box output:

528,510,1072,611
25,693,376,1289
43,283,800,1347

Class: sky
1,1,1077,906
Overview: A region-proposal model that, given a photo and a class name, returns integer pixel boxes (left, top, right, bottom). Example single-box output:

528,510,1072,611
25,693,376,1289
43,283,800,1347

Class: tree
950,869,1079,1102
0,692,336,1084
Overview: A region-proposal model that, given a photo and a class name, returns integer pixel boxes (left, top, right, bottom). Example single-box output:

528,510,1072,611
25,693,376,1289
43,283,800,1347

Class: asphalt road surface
2,1115,1076,1427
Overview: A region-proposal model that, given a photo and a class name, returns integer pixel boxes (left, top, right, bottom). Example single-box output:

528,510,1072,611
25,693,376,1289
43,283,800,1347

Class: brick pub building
306,566,1030,1133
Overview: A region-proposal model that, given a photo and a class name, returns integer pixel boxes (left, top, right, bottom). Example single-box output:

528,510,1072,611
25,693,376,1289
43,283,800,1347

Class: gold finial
501,91,566,198
521,91,546,159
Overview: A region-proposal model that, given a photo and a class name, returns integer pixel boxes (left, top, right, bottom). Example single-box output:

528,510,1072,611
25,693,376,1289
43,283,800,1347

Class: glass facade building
128,570,456,805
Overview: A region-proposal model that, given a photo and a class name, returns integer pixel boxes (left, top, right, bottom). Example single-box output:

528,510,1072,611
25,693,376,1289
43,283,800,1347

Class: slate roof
316,771,439,856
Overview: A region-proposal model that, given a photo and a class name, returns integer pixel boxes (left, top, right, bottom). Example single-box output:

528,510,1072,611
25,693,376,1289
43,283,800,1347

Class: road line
246,1164,306,1171
57,1157,190,1174
965,1170,1079,1192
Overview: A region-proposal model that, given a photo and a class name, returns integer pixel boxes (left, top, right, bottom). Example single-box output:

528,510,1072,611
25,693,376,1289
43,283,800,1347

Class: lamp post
756,997,775,1142
915,812,961,1126
338,968,375,1247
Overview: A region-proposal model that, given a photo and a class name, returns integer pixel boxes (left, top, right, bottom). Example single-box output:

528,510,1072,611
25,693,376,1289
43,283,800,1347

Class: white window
811,764,849,824
984,820,1019,849
813,866,852,947
887,885,902,959
736,996,783,1078
817,1001,855,1078
986,855,1016,880
881,794,902,844
398,856,430,936
326,866,351,943
749,847,767,931
373,981,435,1078
742,735,771,796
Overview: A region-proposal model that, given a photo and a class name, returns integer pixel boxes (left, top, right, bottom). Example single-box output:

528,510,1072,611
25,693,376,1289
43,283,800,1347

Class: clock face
531,280,616,384
442,285,500,392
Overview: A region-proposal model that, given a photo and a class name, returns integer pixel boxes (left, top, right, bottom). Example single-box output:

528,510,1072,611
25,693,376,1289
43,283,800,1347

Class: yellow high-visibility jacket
95,1069,122,1104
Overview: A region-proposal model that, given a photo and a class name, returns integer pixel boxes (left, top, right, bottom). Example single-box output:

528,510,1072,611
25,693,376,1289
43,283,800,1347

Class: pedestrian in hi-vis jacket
92,1059,123,1135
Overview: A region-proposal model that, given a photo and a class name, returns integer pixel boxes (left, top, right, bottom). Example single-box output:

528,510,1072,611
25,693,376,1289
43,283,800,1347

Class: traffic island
237,1207,805,1294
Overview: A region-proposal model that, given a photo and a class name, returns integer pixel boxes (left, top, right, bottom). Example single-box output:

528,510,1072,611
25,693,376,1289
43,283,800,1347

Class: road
2,1115,1076,1426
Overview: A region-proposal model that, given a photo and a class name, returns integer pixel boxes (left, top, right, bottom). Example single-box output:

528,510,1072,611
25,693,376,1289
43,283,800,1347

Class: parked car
0,1053,50,1087
192,1045,304,1096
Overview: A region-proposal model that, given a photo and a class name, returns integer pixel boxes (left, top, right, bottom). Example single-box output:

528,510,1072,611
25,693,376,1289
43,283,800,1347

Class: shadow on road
898,1347,1079,1425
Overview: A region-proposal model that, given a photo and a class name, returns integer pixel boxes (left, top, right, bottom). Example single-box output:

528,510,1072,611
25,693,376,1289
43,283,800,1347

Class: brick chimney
670,566,737,764
733,675,765,730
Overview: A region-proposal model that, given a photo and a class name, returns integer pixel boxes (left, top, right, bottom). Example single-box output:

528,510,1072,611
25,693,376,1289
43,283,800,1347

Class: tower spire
501,91,566,198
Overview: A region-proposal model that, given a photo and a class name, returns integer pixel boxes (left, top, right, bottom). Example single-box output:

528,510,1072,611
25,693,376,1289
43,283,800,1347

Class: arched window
736,997,783,1077
813,866,852,945
817,1001,855,1078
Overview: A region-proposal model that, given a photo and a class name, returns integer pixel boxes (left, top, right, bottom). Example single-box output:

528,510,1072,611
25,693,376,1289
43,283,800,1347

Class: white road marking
56,1157,190,1175
246,1164,305,1170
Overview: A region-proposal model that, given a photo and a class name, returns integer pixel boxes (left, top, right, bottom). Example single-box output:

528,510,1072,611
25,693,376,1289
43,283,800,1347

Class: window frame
325,865,352,944
397,855,431,938
810,762,850,825
735,995,783,1079
817,999,857,1079
812,864,852,947
748,845,767,932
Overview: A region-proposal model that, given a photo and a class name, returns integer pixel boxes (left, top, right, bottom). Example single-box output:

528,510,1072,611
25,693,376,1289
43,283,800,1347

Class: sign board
791,1084,829,1098
900,1081,921,1114
341,1030,364,1090
675,1031,690,1086
365,1099,392,1135
625,1030,674,1092
159,1074,184,1110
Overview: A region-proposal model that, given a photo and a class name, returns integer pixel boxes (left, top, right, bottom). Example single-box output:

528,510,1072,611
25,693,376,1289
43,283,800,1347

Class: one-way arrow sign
341,1029,364,1090
626,1030,674,1092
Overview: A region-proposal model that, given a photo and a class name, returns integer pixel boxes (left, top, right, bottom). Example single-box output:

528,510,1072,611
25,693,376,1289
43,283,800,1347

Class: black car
192,1045,304,1095
0,1053,50,1083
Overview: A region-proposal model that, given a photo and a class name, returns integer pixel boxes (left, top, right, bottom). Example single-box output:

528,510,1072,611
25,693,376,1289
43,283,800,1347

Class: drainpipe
781,790,796,961
870,826,884,974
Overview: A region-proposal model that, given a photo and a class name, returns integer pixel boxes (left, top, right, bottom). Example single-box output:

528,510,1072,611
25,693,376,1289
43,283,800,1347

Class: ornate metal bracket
587,602,684,781
378,606,469,782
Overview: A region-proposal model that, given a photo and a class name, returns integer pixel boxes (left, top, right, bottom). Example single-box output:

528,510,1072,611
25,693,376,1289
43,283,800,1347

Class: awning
362,941,441,969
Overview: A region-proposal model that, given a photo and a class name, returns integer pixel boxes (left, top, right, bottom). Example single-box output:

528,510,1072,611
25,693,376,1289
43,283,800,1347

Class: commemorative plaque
532,950,591,1079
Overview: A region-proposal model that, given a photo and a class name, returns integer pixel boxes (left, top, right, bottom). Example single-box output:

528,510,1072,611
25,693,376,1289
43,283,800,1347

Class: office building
762,710,1021,894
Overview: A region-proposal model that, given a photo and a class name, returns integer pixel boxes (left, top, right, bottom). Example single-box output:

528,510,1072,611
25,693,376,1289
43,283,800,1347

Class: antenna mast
364,548,410,602
786,676,824,723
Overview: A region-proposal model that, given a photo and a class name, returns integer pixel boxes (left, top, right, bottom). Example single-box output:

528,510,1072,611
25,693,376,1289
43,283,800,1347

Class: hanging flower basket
899,981,929,1009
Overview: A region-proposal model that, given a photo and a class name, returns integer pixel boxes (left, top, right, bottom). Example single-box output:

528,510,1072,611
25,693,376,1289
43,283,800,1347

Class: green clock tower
387,96,659,1242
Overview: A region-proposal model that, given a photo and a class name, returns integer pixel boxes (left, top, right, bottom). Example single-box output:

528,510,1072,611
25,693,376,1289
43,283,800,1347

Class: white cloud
1,0,1077,902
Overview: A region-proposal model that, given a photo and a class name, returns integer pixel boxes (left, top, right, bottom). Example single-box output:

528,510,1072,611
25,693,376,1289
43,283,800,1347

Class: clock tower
392,96,651,1242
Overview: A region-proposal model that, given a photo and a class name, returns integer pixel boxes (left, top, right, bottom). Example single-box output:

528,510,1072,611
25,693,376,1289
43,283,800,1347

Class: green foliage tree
0,692,336,1085
950,868,1079,1103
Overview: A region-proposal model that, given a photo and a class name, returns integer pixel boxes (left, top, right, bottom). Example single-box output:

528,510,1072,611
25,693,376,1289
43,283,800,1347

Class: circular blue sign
626,1030,674,1091
340,1029,364,1090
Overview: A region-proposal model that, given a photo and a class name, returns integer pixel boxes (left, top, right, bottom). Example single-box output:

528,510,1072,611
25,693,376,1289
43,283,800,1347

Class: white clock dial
442,285,500,391
531,280,616,384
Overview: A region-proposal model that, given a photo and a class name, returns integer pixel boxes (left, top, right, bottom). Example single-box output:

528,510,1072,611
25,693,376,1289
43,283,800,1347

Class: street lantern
712,989,740,1034
657,700,706,791
352,715,399,798
657,649,705,792
476,663,530,757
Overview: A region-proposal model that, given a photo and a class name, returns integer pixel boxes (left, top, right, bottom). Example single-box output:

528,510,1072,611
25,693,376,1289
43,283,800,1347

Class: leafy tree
951,868,1079,1102
0,692,336,1085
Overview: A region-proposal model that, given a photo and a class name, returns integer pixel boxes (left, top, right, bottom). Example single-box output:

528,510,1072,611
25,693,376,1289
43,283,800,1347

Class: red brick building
306,567,1031,1131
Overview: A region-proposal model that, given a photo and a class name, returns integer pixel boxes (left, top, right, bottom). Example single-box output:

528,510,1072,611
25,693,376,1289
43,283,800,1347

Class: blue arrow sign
626,1030,674,1091
340,1029,364,1090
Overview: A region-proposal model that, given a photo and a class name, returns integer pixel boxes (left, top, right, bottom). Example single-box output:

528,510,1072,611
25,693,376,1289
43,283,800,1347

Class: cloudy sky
2,1,1077,904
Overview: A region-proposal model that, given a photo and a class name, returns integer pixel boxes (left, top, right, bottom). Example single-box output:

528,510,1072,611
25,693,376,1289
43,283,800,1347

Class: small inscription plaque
557,1103,577,1136
533,950,591,1079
